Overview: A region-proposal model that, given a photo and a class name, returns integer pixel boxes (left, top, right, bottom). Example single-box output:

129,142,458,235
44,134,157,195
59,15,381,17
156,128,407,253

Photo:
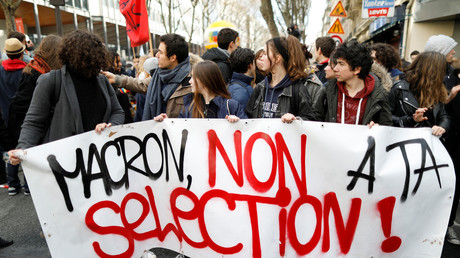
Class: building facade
322,0,460,61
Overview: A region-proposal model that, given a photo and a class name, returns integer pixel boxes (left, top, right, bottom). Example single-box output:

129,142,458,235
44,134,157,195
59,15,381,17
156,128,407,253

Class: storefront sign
362,0,395,18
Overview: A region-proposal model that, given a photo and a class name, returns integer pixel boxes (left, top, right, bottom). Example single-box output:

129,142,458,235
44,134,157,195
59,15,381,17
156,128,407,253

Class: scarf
27,55,51,74
142,57,191,120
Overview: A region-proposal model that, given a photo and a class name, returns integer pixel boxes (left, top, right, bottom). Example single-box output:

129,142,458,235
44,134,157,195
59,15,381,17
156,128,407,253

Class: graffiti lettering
48,129,190,211
386,138,449,201
86,186,373,257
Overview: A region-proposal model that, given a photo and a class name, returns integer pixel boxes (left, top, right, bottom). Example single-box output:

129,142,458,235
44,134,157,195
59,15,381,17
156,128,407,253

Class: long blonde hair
136,55,150,78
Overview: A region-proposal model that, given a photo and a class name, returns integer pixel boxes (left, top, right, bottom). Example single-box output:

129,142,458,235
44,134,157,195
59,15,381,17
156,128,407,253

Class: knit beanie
143,57,158,74
424,35,457,56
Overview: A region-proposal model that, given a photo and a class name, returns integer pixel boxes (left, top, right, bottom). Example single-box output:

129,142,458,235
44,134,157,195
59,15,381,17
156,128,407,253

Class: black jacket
245,77,315,120
202,48,232,83
314,74,392,125
7,69,42,147
388,79,450,130
315,62,328,84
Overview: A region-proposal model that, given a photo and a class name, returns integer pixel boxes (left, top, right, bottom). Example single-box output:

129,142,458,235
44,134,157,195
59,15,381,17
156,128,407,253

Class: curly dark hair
7,31,25,42
230,48,254,74
333,40,373,79
370,43,401,71
59,30,110,79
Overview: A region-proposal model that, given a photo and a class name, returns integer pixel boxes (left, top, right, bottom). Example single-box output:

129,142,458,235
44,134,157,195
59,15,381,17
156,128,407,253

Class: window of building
65,0,88,10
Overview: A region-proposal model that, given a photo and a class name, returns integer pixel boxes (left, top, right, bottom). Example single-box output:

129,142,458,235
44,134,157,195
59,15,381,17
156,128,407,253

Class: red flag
120,0,149,47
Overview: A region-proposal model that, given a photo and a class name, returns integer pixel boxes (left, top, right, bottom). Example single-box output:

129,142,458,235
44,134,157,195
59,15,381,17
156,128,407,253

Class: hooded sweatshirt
336,75,375,124
262,74,292,118
202,47,232,83
0,59,27,122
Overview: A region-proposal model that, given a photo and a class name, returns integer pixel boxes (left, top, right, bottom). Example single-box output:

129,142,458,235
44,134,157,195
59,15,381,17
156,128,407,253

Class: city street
0,171,459,257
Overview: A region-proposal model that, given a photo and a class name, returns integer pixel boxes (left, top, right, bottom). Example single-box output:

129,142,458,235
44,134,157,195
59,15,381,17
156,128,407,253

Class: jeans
7,163,27,190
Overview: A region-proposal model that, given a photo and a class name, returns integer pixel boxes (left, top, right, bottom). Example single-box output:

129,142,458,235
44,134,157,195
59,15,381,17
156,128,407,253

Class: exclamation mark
377,197,402,253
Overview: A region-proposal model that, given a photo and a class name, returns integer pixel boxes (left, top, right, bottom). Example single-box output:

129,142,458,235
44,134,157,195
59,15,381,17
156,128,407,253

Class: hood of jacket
2,59,27,71
202,47,229,63
370,63,393,92
231,72,253,85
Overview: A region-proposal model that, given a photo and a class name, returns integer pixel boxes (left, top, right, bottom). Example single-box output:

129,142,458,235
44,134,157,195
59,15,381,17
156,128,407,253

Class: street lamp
50,0,65,36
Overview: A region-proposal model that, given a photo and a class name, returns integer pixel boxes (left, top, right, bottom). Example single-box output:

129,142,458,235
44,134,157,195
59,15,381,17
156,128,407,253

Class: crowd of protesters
0,28,459,248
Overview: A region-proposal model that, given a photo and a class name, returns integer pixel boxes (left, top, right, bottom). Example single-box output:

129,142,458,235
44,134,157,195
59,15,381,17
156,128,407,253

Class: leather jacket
388,79,450,130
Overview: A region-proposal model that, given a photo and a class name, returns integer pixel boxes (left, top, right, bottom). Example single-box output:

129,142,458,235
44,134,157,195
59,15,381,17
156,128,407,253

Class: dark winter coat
315,61,328,84
313,63,393,125
17,66,125,149
228,72,253,109
245,76,315,120
314,75,392,125
7,69,41,147
202,48,232,83
0,59,26,122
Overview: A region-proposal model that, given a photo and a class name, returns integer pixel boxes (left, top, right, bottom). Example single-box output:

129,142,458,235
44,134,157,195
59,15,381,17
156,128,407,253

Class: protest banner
21,119,454,257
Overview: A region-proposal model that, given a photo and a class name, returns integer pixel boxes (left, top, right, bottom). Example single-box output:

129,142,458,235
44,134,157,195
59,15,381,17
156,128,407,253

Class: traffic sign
331,35,343,44
329,1,347,17
328,19,344,34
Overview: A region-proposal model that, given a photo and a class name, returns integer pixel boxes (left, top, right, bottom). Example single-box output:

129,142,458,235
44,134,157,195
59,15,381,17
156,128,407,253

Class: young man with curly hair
314,40,392,126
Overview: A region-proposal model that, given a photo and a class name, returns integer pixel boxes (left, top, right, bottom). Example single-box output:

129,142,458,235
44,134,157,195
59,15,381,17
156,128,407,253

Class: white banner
21,120,454,257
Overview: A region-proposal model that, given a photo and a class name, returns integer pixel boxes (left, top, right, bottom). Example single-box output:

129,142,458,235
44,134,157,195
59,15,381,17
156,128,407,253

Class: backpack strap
41,69,61,143
226,99,230,116
50,69,61,114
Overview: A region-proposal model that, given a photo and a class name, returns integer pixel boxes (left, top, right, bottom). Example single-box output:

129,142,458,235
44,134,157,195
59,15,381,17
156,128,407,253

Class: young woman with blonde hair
136,55,150,79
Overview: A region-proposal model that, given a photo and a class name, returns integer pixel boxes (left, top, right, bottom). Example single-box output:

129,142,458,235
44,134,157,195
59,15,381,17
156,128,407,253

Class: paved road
0,182,50,257
0,172,459,258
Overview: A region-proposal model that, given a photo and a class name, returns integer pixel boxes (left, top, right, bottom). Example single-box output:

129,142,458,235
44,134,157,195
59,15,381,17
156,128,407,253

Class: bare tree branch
260,0,279,38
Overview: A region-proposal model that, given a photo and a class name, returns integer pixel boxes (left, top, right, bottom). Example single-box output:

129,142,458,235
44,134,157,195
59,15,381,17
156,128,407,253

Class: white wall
406,20,454,57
